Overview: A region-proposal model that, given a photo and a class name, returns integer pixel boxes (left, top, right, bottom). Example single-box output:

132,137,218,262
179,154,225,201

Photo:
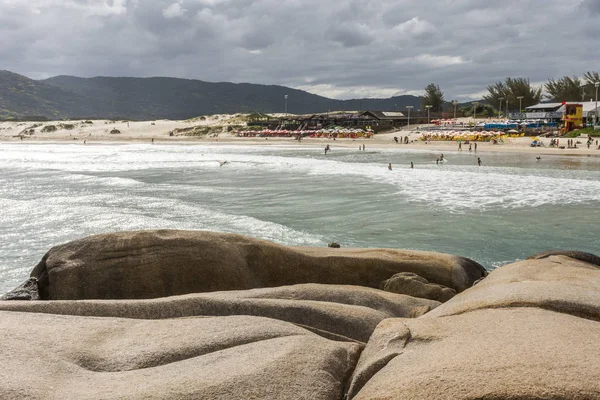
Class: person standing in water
477,157,482,166
362,144,366,151
474,142,477,151
324,145,330,154
388,163,392,170
410,162,414,169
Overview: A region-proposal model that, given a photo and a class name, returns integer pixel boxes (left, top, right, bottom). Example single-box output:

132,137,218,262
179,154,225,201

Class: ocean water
1,143,599,294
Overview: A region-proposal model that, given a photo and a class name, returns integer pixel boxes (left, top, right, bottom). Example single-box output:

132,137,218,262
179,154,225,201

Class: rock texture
345,254,600,399
0,278,39,300
28,230,486,300
379,272,456,302
0,312,361,400
0,284,439,342
528,250,600,267
426,254,600,321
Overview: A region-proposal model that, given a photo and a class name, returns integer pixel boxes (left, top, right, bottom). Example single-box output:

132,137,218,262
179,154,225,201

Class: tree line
421,71,600,116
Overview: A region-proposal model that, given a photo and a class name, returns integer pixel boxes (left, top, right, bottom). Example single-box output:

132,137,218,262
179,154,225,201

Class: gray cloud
1,0,599,100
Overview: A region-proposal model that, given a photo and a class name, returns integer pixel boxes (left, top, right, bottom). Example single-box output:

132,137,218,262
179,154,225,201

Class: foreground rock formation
0,232,599,399
0,313,361,400
0,284,439,343
346,253,600,399
25,230,485,300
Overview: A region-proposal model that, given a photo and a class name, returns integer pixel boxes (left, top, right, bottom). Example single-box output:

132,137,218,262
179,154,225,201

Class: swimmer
218,161,228,167
536,156,541,161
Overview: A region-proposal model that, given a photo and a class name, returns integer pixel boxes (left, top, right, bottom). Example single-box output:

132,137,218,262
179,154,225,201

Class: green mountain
1,70,423,120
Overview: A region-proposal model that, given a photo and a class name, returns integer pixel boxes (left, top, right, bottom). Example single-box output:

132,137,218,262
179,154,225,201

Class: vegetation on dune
41,125,57,132
566,127,599,137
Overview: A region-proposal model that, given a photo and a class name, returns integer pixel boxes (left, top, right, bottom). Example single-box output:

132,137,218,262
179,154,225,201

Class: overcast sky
1,0,599,100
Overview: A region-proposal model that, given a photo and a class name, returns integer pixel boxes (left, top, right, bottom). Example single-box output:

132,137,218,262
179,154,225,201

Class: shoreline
3,136,600,157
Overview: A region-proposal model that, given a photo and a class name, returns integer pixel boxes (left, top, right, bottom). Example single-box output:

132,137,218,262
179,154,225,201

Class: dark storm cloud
581,0,600,14
1,0,599,99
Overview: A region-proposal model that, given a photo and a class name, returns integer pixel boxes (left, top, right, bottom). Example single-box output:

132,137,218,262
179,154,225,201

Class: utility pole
425,105,432,125
517,96,524,114
498,98,504,119
453,100,458,123
473,102,479,123
594,82,600,126
406,106,413,130
284,95,288,116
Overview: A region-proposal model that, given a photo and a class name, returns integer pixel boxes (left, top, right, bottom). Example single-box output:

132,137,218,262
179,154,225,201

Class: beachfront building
518,101,600,125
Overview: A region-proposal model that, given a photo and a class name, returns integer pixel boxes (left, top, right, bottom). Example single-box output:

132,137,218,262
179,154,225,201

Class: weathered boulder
528,250,600,267
346,254,600,399
379,272,456,302
27,230,486,300
0,284,439,342
426,255,600,321
347,308,600,399
0,312,361,400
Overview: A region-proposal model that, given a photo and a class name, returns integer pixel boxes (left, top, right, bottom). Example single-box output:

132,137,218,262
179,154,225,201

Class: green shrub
41,125,57,132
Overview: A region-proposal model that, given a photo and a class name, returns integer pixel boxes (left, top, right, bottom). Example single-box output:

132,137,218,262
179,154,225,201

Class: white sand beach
1,115,599,157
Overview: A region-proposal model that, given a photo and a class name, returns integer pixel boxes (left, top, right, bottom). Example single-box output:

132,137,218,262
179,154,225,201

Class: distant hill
0,70,423,120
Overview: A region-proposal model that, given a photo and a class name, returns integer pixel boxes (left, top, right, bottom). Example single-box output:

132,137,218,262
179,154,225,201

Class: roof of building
525,103,563,110
362,111,405,119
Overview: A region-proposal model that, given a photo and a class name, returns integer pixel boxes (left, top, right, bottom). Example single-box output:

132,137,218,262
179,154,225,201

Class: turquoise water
1,143,599,294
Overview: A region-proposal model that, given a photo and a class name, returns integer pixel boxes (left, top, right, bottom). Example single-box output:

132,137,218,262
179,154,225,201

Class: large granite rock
379,272,456,302
27,230,486,300
528,250,600,267
0,284,439,342
426,254,600,321
0,312,361,400
347,308,600,399
346,254,600,399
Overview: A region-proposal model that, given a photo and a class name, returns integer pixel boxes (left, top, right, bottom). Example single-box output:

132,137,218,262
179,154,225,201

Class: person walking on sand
458,142,462,151
388,163,392,170
477,157,482,166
